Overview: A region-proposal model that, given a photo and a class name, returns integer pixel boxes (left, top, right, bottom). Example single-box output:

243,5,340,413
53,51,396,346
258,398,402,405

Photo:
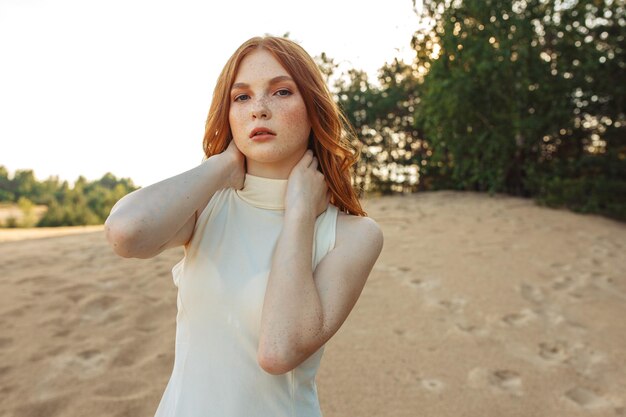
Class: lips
249,127,276,138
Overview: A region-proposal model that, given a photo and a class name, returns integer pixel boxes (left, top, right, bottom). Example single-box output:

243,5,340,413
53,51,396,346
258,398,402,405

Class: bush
535,176,626,221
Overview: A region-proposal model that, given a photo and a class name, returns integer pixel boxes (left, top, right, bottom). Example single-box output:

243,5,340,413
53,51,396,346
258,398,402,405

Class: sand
0,225,104,243
0,191,624,417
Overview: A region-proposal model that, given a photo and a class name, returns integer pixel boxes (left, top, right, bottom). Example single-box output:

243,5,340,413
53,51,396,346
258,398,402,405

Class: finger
310,156,318,170
300,150,314,166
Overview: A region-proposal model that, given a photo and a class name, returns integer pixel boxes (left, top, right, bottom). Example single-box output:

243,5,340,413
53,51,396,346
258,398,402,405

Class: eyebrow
231,75,294,91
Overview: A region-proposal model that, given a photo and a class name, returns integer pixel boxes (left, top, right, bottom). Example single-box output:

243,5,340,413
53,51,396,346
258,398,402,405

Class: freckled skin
229,49,312,179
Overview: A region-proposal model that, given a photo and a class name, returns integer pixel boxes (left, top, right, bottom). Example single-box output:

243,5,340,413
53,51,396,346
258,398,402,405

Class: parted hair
202,35,366,216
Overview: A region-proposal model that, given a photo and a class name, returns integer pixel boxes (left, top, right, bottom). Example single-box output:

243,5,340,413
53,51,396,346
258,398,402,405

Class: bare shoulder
335,209,384,255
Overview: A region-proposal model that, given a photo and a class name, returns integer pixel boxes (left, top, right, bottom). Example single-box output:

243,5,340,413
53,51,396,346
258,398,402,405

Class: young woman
105,35,383,417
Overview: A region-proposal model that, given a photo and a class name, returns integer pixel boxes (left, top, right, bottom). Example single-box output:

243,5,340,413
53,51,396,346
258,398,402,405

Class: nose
251,97,271,120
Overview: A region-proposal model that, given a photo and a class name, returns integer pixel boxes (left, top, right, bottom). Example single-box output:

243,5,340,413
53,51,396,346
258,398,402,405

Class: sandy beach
0,190,624,417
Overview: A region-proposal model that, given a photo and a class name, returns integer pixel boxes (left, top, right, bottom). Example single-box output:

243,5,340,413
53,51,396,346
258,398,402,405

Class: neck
235,172,288,210
245,159,296,180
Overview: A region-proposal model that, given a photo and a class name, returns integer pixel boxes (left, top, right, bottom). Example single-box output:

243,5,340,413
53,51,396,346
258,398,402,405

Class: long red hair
202,36,366,217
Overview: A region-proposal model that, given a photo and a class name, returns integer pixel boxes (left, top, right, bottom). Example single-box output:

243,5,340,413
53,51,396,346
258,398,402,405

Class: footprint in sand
93,377,149,399
78,349,101,360
79,294,119,321
563,319,588,334
407,277,440,291
563,386,611,410
489,370,523,394
537,340,606,377
53,328,73,338
29,345,68,363
468,367,523,396
567,291,585,300
57,283,96,304
538,340,570,363
157,270,171,278
501,308,537,327
566,345,607,377
374,263,412,278
436,297,467,314
454,320,489,337
66,292,87,303
0,337,13,349
519,282,544,303
586,257,604,267
589,275,626,301
134,305,171,332
549,262,572,272
419,378,445,392
1,384,15,395
552,275,576,291
111,337,151,368
3,306,28,318
35,350,108,380
535,307,567,326
393,328,406,336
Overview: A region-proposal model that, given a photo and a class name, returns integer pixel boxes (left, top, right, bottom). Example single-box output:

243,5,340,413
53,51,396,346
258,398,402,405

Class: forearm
105,154,230,256
258,209,324,369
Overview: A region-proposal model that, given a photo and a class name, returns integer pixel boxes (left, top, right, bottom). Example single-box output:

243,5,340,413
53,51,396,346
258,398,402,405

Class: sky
1,0,425,188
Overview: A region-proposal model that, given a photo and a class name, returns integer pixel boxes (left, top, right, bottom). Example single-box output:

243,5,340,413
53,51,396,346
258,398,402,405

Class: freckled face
229,48,312,168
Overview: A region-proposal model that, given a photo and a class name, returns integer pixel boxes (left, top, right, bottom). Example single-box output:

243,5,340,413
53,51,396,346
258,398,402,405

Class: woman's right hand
219,139,246,190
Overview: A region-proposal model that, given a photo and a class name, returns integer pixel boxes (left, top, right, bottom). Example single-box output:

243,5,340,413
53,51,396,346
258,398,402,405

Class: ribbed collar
235,173,288,210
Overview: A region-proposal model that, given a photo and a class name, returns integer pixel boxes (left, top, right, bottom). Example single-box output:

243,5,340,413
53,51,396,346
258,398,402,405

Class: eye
275,89,292,97
234,94,250,102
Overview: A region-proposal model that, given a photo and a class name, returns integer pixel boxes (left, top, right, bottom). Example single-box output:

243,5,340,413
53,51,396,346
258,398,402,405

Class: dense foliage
330,0,625,220
0,166,138,227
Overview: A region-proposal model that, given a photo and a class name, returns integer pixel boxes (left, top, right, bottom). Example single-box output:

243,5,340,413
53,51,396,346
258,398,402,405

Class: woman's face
229,48,312,176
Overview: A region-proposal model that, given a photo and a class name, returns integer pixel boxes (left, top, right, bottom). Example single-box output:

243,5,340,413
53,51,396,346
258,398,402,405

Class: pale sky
1,0,424,187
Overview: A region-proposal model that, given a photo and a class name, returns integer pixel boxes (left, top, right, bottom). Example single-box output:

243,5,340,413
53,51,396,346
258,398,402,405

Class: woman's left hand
285,149,330,218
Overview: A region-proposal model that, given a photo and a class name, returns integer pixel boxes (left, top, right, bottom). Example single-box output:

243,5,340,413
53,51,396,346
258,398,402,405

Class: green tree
412,0,625,219
0,166,15,201
17,196,37,227
1,167,139,227
324,58,425,194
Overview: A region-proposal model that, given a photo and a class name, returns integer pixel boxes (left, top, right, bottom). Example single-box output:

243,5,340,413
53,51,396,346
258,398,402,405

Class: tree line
323,0,625,221
0,166,137,227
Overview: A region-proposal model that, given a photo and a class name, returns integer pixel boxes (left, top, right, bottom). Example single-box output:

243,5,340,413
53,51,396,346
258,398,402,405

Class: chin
242,146,302,164
244,152,288,164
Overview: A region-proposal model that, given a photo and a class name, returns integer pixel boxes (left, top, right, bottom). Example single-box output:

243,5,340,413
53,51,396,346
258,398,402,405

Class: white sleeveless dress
154,173,339,417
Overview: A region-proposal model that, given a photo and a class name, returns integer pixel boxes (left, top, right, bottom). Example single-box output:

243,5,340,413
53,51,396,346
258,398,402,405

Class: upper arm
157,209,197,253
309,216,384,348
105,187,217,259
159,193,214,253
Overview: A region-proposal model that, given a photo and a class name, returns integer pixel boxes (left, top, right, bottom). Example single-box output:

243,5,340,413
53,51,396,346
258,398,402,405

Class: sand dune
0,225,104,243
0,191,625,417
